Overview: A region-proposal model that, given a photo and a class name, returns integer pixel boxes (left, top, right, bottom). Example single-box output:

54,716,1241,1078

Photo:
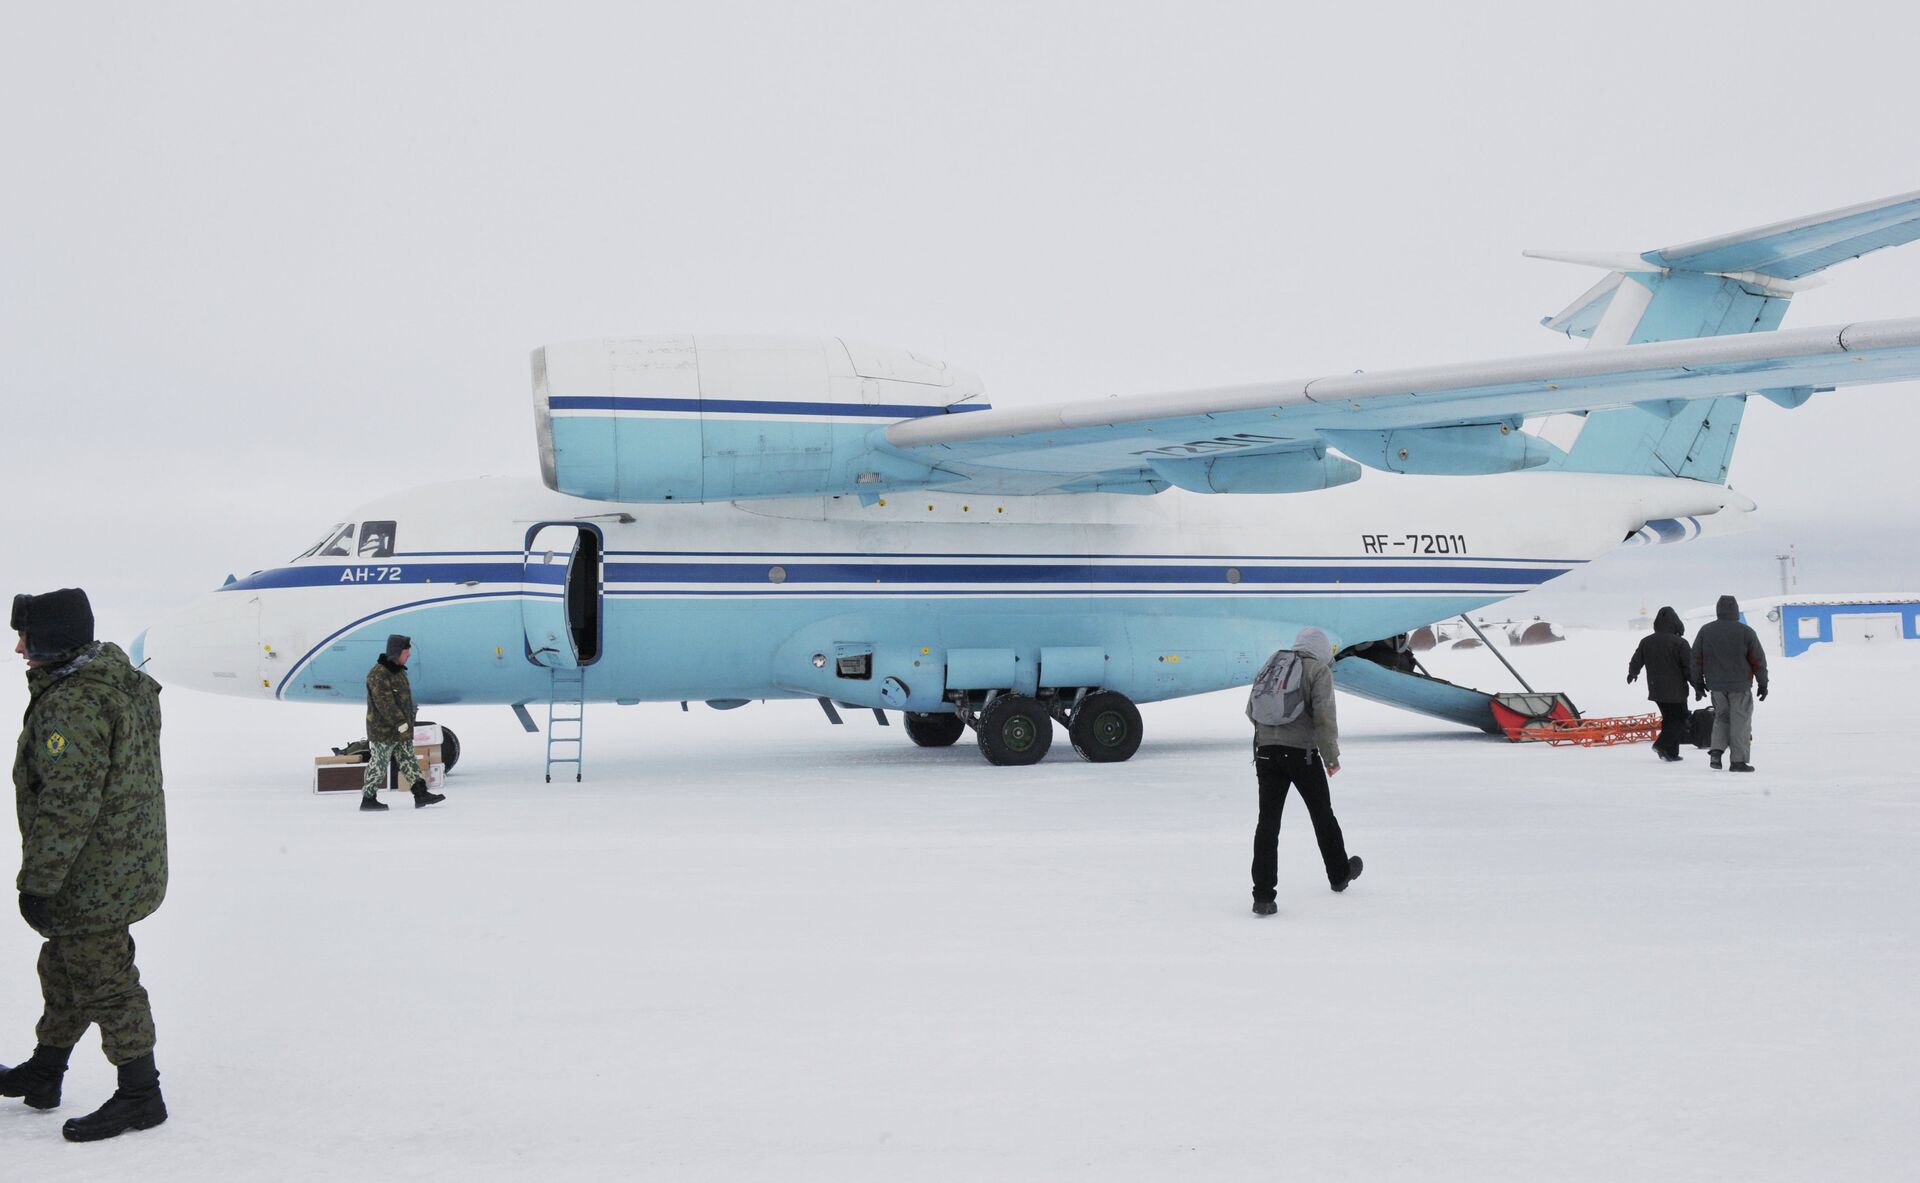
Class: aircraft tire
904,712,966,748
976,694,1053,766
1069,691,1142,762
440,727,461,773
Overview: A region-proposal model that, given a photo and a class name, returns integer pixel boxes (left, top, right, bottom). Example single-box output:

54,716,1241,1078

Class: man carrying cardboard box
362,635,446,812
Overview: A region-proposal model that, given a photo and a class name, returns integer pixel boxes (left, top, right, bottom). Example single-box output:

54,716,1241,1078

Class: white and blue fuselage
135,470,1743,716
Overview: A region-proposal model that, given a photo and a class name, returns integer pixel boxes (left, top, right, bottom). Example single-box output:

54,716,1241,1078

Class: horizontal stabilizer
1646,189,1920,281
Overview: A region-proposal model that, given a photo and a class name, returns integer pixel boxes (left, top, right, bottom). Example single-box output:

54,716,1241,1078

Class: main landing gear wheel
904,711,967,748
1069,691,1142,763
977,694,1053,766
440,727,461,773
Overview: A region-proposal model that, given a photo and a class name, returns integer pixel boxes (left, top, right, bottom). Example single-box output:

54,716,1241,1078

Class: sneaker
1332,855,1364,892
1729,762,1755,773
359,794,389,812
1709,751,1723,770
1251,899,1277,917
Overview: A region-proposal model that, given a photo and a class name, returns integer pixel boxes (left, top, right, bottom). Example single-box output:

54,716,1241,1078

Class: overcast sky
4,0,1916,641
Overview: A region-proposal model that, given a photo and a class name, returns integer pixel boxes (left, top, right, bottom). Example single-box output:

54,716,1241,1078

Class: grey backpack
1247,649,1310,726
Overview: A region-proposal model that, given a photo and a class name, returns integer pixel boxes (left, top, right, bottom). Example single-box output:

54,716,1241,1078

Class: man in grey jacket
1692,594,1769,772
1247,626,1363,916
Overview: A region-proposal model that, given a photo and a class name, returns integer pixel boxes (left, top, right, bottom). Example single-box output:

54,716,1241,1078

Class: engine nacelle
534,336,987,502
1319,422,1565,476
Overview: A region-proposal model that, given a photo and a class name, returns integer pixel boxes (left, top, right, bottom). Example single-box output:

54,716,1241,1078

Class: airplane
135,190,1920,771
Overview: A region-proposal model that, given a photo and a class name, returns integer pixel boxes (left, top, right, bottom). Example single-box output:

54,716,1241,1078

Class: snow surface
3,629,1916,1180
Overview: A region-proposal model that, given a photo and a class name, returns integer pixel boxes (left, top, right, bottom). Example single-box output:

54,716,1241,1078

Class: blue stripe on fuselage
546,396,992,418
228,557,1568,592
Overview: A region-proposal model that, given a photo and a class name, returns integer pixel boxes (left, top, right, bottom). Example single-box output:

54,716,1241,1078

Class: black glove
1758,684,1769,702
1626,672,1636,684
19,893,52,932
1694,686,1706,702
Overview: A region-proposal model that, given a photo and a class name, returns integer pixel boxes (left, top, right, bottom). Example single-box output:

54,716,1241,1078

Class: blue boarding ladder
545,666,585,783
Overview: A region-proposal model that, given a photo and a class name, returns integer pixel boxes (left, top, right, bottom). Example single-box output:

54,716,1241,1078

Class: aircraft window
358,521,397,558
318,523,356,557
298,523,354,560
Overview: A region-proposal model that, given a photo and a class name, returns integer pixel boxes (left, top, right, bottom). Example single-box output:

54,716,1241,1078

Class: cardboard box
414,744,441,769
314,753,369,767
413,723,443,748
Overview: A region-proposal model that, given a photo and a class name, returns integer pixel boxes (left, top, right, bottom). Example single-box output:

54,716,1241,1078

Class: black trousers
1251,744,1350,900
1653,700,1690,757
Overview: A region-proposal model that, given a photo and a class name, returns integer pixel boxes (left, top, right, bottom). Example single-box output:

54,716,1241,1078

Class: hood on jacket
1716,595,1741,621
1293,626,1335,665
29,641,153,703
1655,606,1684,635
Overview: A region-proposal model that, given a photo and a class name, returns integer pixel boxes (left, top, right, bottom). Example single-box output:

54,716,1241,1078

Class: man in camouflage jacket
362,633,444,810
4,588,170,1141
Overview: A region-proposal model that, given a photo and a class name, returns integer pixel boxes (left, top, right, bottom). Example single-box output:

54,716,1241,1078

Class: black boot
0,1043,71,1110
62,1052,167,1142
411,781,446,808
1332,855,1364,892
360,792,389,812
1709,750,1723,770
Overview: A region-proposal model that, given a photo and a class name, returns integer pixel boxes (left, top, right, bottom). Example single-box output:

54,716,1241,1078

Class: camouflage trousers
36,929,156,1065
362,737,424,796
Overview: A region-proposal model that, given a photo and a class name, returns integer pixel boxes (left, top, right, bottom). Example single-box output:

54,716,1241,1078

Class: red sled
1488,692,1581,742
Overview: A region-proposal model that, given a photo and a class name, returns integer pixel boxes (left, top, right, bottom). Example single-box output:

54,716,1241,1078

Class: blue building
1759,596,1920,658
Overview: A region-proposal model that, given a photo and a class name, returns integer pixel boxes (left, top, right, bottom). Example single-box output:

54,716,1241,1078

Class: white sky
4,0,1916,641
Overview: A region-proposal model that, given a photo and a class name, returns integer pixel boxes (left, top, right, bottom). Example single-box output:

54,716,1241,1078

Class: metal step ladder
545,667,585,783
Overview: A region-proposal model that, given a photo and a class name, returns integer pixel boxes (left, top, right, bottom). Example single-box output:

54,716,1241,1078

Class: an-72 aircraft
138,191,1920,770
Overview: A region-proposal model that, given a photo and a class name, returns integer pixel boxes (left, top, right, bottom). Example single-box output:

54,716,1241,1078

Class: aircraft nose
137,589,269,698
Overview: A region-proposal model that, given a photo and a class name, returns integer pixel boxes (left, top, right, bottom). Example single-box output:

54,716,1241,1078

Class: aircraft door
522,523,604,668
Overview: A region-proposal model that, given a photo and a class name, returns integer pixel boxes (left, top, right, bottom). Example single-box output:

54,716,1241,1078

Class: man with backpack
1246,626,1363,916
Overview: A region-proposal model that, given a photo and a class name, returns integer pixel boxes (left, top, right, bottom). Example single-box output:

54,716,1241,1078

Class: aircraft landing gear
1065,691,1142,763
440,726,461,773
975,694,1053,766
904,711,967,748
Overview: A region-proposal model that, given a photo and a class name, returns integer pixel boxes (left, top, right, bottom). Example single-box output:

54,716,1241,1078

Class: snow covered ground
3,627,1915,1180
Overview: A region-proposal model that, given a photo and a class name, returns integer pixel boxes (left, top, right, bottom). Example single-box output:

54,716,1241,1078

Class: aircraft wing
881,317,1920,494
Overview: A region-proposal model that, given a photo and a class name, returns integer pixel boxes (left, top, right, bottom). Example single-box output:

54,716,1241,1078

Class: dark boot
1729,762,1755,773
1709,750,1723,770
411,781,446,808
0,1043,71,1109
360,792,389,812
1251,898,1277,917
62,1053,167,1142
1332,855,1364,892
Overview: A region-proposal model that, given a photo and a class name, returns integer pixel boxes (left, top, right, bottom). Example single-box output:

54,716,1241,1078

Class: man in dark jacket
1629,606,1694,762
1692,594,1769,772
362,634,445,811
4,588,169,1142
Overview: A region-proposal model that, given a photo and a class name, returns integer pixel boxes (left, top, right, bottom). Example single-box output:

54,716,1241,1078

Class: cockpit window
297,523,354,560
358,521,397,558
318,524,355,557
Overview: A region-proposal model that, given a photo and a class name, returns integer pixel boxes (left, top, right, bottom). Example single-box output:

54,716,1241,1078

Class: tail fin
1525,190,1920,482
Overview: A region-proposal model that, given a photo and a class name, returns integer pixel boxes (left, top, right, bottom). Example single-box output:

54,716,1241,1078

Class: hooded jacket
365,653,416,744
1249,626,1340,766
13,642,168,936
1693,595,1769,694
1629,607,1694,703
